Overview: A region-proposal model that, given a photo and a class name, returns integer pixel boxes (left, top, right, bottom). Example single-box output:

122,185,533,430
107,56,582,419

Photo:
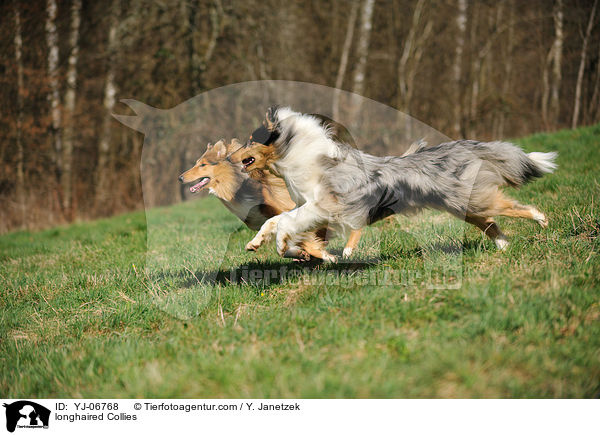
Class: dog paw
342,247,353,259
495,238,509,251
536,214,548,228
531,209,548,228
291,250,311,262
322,252,338,263
245,238,262,251
282,246,309,261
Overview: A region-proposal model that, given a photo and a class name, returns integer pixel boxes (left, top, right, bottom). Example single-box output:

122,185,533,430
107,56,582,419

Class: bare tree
186,0,202,95
96,0,119,206
397,0,433,113
186,0,223,95
452,0,467,137
332,0,359,120
493,0,515,138
572,0,598,128
588,41,600,122
465,3,485,136
351,0,375,111
45,0,62,186
542,0,564,128
468,2,504,137
14,0,25,227
467,3,519,137
549,0,563,127
62,0,82,216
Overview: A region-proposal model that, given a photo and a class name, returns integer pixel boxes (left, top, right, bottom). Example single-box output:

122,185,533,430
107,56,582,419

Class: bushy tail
472,141,558,187
527,151,558,175
510,150,558,186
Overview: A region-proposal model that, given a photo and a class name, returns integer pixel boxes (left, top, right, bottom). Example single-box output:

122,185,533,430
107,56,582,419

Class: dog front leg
342,228,363,259
246,214,282,251
276,204,336,262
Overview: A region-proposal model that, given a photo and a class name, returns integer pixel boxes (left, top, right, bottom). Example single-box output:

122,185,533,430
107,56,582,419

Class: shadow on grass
154,255,386,289
149,233,481,292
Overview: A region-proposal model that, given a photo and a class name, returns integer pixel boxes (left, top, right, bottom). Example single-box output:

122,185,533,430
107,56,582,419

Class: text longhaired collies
238,106,557,261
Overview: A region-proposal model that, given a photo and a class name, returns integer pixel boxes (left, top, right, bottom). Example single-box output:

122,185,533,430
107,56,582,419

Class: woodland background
1,0,599,232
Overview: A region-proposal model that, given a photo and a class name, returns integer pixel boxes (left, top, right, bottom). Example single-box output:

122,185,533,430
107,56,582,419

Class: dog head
178,139,242,193
235,106,282,173
236,141,278,173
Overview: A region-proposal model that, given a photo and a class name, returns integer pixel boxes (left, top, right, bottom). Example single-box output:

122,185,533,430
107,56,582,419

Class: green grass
1,125,599,398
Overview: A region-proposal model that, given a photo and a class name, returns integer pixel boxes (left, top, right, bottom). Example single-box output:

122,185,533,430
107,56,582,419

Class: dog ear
265,105,279,131
228,138,242,152
213,140,227,159
206,142,213,150
249,126,271,145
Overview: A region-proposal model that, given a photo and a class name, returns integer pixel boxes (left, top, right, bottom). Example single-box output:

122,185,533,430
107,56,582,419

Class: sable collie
238,106,557,261
178,138,361,261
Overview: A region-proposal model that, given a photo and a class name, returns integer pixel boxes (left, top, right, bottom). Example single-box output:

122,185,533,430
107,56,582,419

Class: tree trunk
351,0,375,114
588,41,600,122
203,0,223,76
186,0,202,94
452,0,467,137
494,0,514,138
396,0,432,141
332,0,359,120
572,0,598,129
96,0,119,207
549,0,563,127
467,2,481,137
397,0,431,112
45,0,62,187
405,18,432,111
14,0,26,227
61,0,82,217
186,0,223,94
542,0,563,128
470,2,503,137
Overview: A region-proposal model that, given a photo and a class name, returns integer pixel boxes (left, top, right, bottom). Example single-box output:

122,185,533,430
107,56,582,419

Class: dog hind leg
465,215,510,250
298,236,328,260
486,191,548,228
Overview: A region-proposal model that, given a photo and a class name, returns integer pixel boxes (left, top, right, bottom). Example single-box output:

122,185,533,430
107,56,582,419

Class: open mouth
189,177,209,193
241,157,255,170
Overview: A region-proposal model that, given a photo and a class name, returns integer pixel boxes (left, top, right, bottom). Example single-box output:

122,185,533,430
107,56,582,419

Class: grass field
1,125,599,398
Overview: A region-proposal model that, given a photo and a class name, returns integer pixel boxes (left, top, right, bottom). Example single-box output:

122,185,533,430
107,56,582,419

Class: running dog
178,138,361,261
238,106,557,261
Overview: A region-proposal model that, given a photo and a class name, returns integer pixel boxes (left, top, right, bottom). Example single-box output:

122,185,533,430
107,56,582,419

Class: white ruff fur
269,109,348,257
246,109,344,259
273,108,339,207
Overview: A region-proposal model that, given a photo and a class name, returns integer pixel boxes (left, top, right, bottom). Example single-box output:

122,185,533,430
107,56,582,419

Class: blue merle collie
237,106,557,261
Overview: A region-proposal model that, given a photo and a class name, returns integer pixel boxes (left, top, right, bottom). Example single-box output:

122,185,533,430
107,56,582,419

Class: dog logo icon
3,401,50,432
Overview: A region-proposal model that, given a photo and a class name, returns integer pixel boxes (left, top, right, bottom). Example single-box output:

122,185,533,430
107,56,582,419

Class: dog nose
178,175,184,183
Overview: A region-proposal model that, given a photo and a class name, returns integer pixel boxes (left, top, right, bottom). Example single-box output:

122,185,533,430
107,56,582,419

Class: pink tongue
189,178,208,193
